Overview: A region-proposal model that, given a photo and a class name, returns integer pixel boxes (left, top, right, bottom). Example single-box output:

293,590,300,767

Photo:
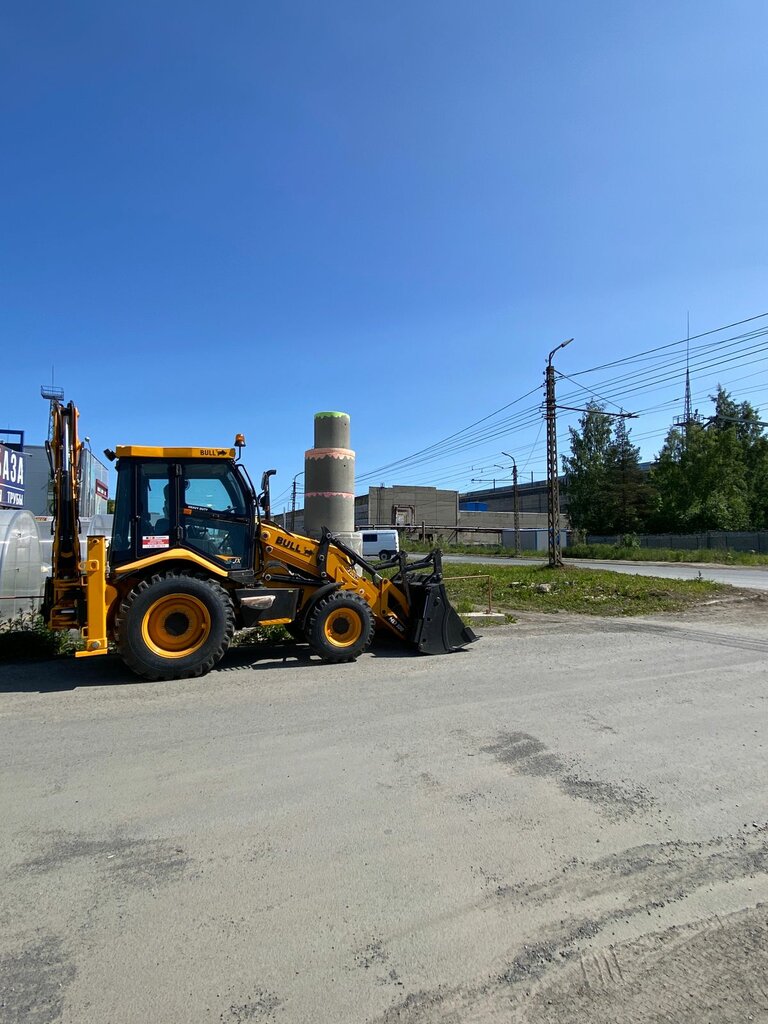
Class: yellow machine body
254,523,415,637
43,402,476,680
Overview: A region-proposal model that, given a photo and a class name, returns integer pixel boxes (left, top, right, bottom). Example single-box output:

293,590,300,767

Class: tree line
562,387,768,536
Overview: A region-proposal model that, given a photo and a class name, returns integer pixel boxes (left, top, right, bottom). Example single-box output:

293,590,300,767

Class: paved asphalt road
2,607,768,1023
443,553,768,590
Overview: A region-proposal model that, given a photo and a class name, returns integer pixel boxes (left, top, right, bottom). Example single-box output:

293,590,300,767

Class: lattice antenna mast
674,313,696,443
682,314,693,430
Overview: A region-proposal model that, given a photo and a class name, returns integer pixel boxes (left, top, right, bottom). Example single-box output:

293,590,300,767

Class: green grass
564,543,768,566
401,538,541,558
230,624,291,646
441,562,727,617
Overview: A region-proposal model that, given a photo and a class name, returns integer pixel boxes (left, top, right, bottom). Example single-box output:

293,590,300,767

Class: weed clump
0,608,82,660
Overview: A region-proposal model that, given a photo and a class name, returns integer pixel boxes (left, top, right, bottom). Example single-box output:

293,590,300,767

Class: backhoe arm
42,401,109,655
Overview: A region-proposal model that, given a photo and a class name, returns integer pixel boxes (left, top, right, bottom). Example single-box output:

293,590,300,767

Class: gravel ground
1,598,767,1023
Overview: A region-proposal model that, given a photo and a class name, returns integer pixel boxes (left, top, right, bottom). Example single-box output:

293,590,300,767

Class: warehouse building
291,483,566,548
21,445,109,518
0,433,25,510
460,475,568,515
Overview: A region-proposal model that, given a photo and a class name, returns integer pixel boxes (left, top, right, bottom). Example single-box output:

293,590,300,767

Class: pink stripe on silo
304,448,355,460
304,491,354,499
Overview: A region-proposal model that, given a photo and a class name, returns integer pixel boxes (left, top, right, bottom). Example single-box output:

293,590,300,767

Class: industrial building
0,418,109,518
21,444,109,518
0,425,110,619
460,463,654,518
290,482,567,549
357,485,460,530
0,438,25,510
460,475,569,516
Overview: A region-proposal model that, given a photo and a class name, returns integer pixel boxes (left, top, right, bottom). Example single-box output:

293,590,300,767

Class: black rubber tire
115,571,235,681
305,591,375,663
379,550,390,561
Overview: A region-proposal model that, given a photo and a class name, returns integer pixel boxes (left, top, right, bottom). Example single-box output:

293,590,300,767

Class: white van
357,528,400,561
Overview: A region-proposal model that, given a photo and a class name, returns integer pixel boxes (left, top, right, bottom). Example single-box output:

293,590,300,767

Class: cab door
178,460,253,570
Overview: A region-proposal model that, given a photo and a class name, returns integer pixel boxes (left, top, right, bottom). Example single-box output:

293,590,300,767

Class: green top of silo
315,411,349,419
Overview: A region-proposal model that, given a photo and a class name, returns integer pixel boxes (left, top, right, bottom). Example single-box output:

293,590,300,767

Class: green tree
604,416,653,535
650,393,752,531
710,386,768,528
711,385,763,446
562,403,613,534
747,435,768,529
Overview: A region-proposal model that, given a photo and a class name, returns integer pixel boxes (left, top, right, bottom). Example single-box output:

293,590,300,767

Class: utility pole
290,471,304,531
501,452,520,555
546,339,573,568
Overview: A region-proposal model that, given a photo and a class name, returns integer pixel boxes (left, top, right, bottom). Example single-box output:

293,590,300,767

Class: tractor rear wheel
306,592,375,663
116,571,235,681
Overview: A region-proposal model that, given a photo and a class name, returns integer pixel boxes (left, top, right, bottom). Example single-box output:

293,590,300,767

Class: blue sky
3,2,767,509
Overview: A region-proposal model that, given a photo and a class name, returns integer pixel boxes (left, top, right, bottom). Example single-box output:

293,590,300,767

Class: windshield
182,462,248,516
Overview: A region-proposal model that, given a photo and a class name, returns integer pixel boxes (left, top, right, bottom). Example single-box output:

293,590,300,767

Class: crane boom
42,401,85,629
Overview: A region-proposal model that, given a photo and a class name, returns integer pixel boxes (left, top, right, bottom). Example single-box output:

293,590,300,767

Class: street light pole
501,452,520,556
546,339,573,568
290,471,304,531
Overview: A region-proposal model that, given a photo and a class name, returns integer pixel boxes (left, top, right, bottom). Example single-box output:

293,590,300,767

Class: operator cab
109,446,256,572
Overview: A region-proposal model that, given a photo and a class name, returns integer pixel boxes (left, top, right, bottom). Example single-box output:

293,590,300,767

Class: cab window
110,461,134,561
138,462,173,553
180,462,250,567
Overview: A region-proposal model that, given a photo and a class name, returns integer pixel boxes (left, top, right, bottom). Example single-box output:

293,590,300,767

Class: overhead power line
354,313,768,488
356,383,543,483
567,312,768,378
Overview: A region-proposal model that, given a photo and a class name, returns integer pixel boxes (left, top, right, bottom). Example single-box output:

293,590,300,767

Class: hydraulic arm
255,521,477,655
42,401,84,630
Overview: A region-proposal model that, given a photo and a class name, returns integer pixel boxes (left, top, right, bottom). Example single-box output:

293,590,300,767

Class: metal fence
587,531,768,553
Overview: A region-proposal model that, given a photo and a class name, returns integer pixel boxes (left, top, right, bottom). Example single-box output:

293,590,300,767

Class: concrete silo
303,411,361,554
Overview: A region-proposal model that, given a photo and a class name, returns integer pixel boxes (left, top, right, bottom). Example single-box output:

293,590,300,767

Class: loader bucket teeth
408,581,478,655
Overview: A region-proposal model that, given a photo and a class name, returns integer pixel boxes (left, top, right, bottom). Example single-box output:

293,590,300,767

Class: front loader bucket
409,580,478,655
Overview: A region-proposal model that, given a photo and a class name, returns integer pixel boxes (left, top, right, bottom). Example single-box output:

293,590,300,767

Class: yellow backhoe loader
42,401,477,680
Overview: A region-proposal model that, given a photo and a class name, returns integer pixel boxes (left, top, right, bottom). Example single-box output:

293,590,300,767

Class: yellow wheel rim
141,595,211,659
323,607,363,649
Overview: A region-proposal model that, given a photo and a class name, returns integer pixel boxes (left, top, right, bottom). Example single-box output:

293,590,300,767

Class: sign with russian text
0,443,25,508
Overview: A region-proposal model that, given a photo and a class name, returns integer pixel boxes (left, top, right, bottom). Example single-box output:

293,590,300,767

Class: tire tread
305,591,375,663
115,570,235,681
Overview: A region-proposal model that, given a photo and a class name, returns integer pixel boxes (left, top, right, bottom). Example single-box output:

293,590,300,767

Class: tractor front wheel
116,571,235,681
306,592,375,663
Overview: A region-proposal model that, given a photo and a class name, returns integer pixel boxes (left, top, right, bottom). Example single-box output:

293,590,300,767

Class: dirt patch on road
481,731,652,819
374,829,768,1023
524,905,768,1024
14,831,190,892
0,934,76,1024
